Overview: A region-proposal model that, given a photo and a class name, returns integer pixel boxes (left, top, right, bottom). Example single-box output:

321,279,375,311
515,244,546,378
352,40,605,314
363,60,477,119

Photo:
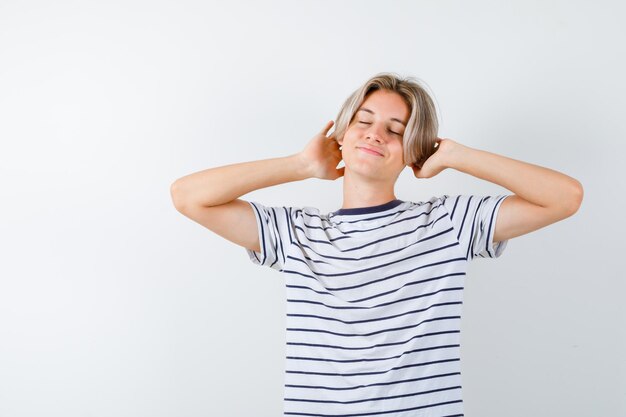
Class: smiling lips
357,146,384,157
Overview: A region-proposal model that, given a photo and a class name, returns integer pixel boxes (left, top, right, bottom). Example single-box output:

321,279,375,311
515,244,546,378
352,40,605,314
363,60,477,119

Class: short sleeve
442,194,510,260
245,201,297,272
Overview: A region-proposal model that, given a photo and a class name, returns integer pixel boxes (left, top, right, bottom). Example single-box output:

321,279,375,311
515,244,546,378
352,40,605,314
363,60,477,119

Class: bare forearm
445,143,583,211
171,154,310,208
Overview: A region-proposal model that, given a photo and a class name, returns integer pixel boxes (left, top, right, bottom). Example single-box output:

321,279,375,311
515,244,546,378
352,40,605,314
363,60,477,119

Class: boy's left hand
409,138,458,179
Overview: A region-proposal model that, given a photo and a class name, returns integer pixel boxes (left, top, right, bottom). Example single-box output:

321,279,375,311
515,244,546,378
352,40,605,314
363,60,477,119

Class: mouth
357,147,384,157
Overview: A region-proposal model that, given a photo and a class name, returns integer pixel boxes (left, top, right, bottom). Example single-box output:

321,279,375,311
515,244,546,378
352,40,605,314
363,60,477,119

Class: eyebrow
357,107,407,127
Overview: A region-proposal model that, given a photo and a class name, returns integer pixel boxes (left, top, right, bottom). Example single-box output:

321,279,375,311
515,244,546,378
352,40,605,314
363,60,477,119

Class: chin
345,164,392,182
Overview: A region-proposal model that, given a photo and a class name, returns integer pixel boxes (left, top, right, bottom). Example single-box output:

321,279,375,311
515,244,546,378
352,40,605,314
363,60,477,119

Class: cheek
390,140,403,152
340,130,356,145
391,142,406,162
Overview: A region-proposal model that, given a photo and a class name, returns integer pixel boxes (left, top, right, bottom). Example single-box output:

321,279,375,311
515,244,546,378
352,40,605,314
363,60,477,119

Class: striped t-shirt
245,194,510,417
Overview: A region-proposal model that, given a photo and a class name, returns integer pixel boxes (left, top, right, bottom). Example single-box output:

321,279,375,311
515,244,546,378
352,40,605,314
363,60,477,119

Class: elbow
170,180,187,212
562,179,584,217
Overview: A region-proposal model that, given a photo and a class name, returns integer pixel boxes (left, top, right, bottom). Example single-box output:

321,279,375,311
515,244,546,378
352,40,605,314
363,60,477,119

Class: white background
1,1,624,416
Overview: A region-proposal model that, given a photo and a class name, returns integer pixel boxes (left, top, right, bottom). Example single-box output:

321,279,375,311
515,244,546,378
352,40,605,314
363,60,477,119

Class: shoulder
402,196,449,212
395,197,449,223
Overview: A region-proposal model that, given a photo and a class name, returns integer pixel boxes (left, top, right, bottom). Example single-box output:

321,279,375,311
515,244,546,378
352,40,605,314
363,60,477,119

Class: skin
337,89,410,209
297,89,584,244
298,88,430,209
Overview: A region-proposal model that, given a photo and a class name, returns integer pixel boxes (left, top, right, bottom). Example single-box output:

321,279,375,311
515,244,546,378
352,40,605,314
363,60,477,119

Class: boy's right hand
296,120,345,180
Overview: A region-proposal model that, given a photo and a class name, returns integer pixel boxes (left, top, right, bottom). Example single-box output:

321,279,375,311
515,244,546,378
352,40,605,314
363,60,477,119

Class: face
338,89,409,182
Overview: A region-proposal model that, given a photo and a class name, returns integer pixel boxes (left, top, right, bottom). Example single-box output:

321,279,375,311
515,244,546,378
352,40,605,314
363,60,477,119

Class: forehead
357,90,409,125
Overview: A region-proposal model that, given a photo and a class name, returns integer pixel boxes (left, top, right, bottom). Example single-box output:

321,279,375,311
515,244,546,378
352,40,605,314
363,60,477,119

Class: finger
322,120,334,135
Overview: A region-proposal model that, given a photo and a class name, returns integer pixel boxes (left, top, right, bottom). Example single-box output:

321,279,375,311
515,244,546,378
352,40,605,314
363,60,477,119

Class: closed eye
358,121,401,136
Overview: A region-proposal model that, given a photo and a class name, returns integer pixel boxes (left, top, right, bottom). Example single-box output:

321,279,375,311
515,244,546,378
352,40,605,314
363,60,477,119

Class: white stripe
243,196,510,416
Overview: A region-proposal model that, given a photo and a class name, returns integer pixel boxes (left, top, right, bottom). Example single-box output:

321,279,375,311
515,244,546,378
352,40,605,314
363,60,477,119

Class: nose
366,122,385,143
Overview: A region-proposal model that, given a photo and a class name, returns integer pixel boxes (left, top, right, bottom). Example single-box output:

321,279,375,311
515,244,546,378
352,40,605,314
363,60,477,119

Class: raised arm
170,120,343,252
410,138,584,243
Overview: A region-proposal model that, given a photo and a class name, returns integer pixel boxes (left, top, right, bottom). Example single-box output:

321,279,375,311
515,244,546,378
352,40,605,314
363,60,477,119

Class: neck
340,169,397,209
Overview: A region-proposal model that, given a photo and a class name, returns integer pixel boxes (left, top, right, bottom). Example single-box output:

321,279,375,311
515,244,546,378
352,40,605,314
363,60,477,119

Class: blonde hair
333,72,439,167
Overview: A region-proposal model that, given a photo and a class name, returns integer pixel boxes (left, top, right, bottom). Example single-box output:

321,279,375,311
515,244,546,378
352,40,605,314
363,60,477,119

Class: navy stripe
244,196,507,416
289,205,443,254
284,402,463,417
486,195,507,257
286,207,294,245
287,301,463,325
287,315,461,337
249,202,267,265
466,197,485,260
303,202,427,226
329,202,444,236
327,205,416,224
285,371,461,391
457,196,472,245
287,238,460,282
270,208,284,267
288,288,463,315
286,330,460,351
331,199,404,216
286,357,460,377
287,286,464,311
449,195,460,221
294,205,446,246
286,271,465,304
287,343,460,364
283,255,466,292
289,223,453,264
285,385,462,405
267,208,280,269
